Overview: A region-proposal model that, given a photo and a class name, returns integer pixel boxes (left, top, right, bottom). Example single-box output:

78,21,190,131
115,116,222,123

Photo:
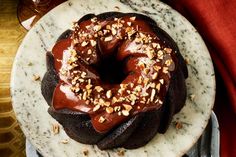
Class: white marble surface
11,0,215,157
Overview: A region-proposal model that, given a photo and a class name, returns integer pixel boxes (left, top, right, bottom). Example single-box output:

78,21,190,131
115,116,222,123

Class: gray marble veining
11,0,215,157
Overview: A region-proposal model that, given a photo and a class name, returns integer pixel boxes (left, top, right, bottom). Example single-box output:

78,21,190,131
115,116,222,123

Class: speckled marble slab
11,0,215,157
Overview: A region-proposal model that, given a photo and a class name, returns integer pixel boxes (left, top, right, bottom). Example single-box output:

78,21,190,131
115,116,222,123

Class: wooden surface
0,0,27,156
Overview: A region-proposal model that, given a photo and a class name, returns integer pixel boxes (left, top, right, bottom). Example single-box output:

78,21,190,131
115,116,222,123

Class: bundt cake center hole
96,54,126,84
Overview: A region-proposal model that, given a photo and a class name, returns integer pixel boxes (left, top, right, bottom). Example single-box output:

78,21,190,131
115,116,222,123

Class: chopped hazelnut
98,116,106,123
95,86,104,92
114,106,121,112
87,49,92,54
93,25,102,32
61,139,69,144
152,72,158,80
159,79,164,84
90,39,97,47
106,107,114,114
123,104,132,112
104,36,113,42
81,71,87,78
52,123,60,135
164,47,172,54
104,101,111,107
33,74,40,81
156,83,161,91
163,67,169,73
154,65,161,71
114,6,120,11
93,104,100,112
106,90,112,99
150,89,156,102
82,149,89,156
143,68,150,75
165,59,172,66
122,110,129,116
130,16,136,21
111,27,117,35
81,41,88,47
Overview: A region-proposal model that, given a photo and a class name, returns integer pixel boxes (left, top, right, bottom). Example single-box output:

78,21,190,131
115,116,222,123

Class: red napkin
162,0,236,156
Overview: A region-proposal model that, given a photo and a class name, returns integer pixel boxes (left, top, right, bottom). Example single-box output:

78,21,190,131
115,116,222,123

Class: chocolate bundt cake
41,12,188,150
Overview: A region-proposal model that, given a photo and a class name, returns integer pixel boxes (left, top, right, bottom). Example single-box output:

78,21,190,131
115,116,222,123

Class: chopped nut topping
165,59,172,66
85,84,92,90
81,71,87,78
130,16,136,21
33,74,40,81
159,100,163,104
156,83,161,91
164,48,172,54
152,72,158,80
112,97,118,103
106,90,112,99
159,79,164,84
103,29,109,35
157,50,164,59
123,104,132,112
137,76,143,84
94,86,104,92
87,49,92,54
61,139,69,144
106,107,114,114
111,27,117,35
81,41,88,47
106,25,111,30
104,101,111,107
150,82,156,88
114,106,121,112
127,22,132,26
143,68,150,75
150,89,156,102
98,116,106,123
90,39,97,46
152,43,160,48
154,65,161,71
91,17,97,22
147,50,154,59
78,78,84,82
114,6,120,11
93,104,100,111
122,110,129,116
82,149,89,156
93,25,102,32
143,78,149,85
117,149,125,156
82,91,87,100
52,123,60,135
104,36,113,42
98,98,105,105
134,85,142,92
163,67,169,73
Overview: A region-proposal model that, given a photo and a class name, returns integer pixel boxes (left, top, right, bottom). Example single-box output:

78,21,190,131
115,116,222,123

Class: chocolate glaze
51,13,179,133
41,12,188,150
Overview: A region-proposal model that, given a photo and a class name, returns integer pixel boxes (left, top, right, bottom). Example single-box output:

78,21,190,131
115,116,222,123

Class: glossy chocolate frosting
41,12,188,150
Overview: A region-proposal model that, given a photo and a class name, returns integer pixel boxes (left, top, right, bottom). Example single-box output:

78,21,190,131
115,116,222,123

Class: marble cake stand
11,0,215,156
